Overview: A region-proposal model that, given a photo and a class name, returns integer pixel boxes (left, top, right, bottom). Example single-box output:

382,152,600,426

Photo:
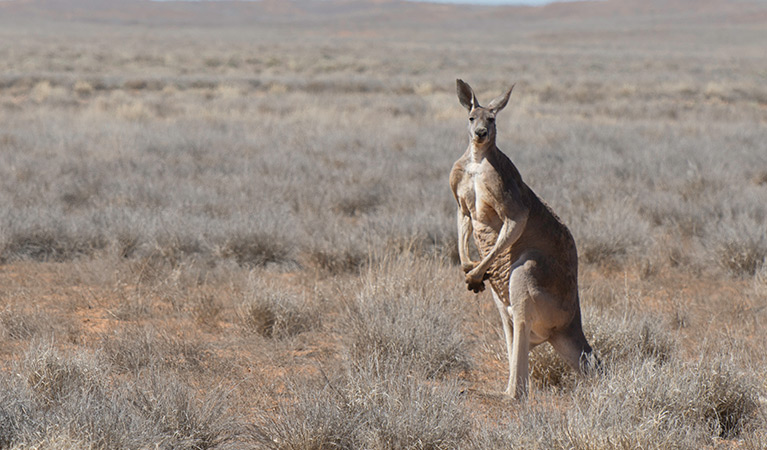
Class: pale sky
413,0,587,4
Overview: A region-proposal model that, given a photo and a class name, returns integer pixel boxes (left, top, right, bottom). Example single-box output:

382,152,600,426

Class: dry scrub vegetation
1,0,767,448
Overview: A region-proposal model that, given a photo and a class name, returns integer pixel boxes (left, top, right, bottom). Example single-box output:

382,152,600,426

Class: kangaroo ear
456,79,479,111
487,84,514,113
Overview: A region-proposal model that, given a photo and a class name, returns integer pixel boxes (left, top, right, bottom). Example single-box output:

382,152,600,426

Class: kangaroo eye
487,117,495,123
469,117,475,122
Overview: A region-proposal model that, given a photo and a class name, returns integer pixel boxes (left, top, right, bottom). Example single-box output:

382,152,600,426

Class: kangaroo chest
459,162,504,228
455,159,520,298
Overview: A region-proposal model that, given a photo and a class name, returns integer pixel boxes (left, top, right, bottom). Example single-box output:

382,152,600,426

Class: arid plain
0,0,766,448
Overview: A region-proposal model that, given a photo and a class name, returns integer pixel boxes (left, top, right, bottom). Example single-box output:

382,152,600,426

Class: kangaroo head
456,79,514,146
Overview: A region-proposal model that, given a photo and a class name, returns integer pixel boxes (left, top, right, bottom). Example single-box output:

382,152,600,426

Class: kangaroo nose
475,128,488,138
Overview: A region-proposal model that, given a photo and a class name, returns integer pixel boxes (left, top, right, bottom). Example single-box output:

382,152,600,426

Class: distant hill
1,0,766,27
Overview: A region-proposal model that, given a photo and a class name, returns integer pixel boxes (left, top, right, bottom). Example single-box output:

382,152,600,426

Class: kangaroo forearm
457,210,473,265
474,213,528,274
473,226,513,273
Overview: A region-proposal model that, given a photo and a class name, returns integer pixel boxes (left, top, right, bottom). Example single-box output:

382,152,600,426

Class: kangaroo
449,79,596,399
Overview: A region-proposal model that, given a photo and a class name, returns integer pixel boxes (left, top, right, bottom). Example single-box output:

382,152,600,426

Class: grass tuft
219,232,293,268
718,239,767,277
304,243,366,275
1,227,107,263
332,186,385,217
529,309,674,389
251,360,470,450
249,375,360,450
0,309,50,341
23,342,104,409
99,325,211,374
342,253,470,378
2,341,239,449
128,372,236,450
238,278,317,339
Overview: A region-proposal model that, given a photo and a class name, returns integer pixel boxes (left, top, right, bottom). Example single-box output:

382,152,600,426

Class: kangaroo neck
470,140,496,163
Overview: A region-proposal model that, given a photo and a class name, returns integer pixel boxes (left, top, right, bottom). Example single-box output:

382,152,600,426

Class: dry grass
237,276,318,339
342,253,472,378
0,0,766,448
251,360,471,449
4,342,236,449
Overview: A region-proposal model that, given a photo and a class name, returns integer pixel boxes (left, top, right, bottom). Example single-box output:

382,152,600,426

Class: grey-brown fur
450,79,596,398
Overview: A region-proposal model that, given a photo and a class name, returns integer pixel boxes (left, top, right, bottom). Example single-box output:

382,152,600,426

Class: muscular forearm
457,209,473,267
472,211,528,276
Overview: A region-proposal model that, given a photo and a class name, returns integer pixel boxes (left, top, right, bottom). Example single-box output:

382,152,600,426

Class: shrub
127,372,236,450
565,352,761,446
718,239,767,277
0,377,37,449
218,232,293,268
251,360,470,450
0,309,50,341
304,243,366,275
587,312,675,364
4,342,239,449
99,325,211,374
238,278,316,339
573,200,651,267
23,342,105,409
346,359,471,449
342,253,470,378
481,350,762,449
332,185,385,217
529,307,674,390
249,375,360,450
1,226,107,263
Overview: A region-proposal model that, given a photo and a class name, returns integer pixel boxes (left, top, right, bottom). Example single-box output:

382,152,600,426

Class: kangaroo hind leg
490,289,516,396
548,315,599,375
